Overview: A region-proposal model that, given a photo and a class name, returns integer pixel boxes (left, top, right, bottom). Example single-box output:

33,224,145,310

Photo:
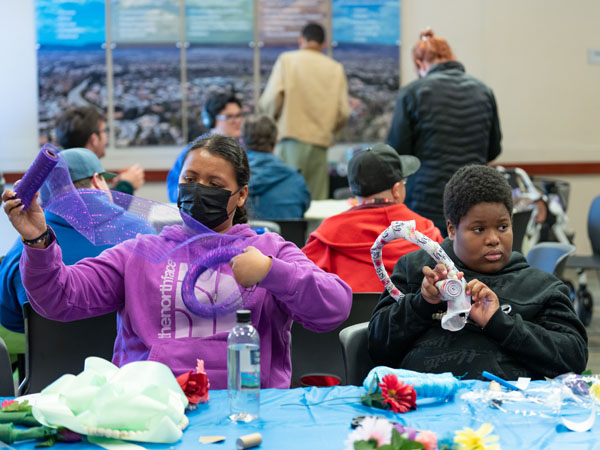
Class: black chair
339,322,374,386
19,303,117,394
564,195,600,326
0,337,15,396
512,208,533,254
290,292,380,386
274,219,308,248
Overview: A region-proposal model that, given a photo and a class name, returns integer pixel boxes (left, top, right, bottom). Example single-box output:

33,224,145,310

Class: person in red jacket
302,143,443,292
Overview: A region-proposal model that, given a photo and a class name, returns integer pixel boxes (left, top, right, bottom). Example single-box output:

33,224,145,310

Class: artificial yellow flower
454,423,501,450
590,382,600,402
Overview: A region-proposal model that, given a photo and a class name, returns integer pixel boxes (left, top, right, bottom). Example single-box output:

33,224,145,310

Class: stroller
496,166,593,326
496,166,573,250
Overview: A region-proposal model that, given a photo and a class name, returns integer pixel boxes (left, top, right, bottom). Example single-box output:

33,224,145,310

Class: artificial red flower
176,359,210,404
378,374,416,413
1,400,15,409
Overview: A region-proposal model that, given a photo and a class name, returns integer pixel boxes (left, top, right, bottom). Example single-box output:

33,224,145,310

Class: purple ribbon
15,143,60,210
16,148,253,318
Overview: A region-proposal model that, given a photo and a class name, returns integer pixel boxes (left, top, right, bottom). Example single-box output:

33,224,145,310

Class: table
6,381,600,450
304,199,352,221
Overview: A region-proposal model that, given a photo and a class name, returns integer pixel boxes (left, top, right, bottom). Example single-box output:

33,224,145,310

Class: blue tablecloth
6,381,600,450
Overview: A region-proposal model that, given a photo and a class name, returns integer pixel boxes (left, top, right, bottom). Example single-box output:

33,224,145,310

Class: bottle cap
236,309,251,323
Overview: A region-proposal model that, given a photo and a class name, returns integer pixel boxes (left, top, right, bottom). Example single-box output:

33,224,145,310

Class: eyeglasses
215,113,245,121
95,126,110,135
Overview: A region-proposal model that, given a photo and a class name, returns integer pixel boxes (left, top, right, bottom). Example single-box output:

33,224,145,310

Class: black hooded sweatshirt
368,239,588,380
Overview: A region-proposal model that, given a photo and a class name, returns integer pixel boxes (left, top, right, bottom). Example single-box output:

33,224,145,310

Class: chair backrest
274,219,308,248
248,219,281,234
588,195,600,256
339,322,373,386
19,303,117,395
290,292,380,386
512,209,533,254
333,187,353,200
0,337,15,396
526,242,576,277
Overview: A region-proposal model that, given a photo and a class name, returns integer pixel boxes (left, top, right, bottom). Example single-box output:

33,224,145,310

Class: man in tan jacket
258,23,350,200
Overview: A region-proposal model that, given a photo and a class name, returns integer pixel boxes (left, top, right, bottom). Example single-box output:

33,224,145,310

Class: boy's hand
466,279,499,328
230,246,272,288
421,263,449,305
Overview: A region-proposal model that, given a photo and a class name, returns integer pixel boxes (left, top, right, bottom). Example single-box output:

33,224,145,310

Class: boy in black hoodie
368,165,588,380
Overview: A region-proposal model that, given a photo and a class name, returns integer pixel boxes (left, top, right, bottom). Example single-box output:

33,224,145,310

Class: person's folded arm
258,239,352,332
386,89,416,155
257,58,284,121
487,91,502,162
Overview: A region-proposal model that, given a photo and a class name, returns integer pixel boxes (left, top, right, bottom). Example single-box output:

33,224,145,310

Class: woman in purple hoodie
2,134,352,389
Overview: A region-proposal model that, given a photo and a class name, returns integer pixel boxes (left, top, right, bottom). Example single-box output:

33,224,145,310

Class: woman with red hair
387,29,502,236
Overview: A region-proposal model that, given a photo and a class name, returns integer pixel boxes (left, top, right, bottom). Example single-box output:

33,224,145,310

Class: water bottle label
241,371,260,389
240,348,260,389
250,349,260,365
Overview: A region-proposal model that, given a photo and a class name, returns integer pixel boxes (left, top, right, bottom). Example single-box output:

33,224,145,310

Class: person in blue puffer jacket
242,115,311,220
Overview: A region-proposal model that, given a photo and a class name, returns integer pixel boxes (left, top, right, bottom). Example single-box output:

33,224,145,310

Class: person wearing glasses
303,144,443,292
167,92,245,203
55,106,145,195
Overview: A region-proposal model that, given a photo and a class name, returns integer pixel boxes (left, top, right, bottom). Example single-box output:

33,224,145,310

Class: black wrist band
22,227,50,246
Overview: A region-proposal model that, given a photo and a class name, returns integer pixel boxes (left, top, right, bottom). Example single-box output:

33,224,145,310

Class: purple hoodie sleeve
20,228,126,321
258,239,352,332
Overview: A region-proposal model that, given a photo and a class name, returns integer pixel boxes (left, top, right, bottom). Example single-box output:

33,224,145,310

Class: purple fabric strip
22,150,252,318
15,143,60,210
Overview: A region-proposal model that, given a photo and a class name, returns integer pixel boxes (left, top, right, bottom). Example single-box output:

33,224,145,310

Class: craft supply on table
198,436,226,444
481,371,520,391
236,432,262,449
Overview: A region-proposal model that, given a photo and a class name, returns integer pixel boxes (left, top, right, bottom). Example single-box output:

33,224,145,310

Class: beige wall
402,0,600,254
401,0,600,163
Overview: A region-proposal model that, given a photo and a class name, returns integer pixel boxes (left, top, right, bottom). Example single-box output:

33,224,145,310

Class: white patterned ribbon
371,220,471,331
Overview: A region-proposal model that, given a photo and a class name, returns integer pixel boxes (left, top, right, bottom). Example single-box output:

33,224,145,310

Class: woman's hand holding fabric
2,187,48,243
230,246,272,288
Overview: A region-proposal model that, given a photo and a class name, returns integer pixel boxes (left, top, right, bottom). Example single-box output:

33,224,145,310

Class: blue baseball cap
60,148,117,182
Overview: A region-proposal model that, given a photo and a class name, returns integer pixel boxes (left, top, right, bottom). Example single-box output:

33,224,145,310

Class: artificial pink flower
379,374,416,413
1,399,15,409
415,430,438,450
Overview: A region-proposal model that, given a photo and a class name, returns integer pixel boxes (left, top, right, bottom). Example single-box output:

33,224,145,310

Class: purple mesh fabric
26,150,252,317
15,143,60,210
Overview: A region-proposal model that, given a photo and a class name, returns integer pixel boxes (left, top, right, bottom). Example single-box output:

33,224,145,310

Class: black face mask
177,183,237,230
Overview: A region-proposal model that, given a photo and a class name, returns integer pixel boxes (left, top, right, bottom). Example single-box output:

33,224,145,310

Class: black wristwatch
22,227,50,247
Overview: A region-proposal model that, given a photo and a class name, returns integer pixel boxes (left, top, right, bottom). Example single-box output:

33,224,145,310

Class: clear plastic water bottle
227,309,260,422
